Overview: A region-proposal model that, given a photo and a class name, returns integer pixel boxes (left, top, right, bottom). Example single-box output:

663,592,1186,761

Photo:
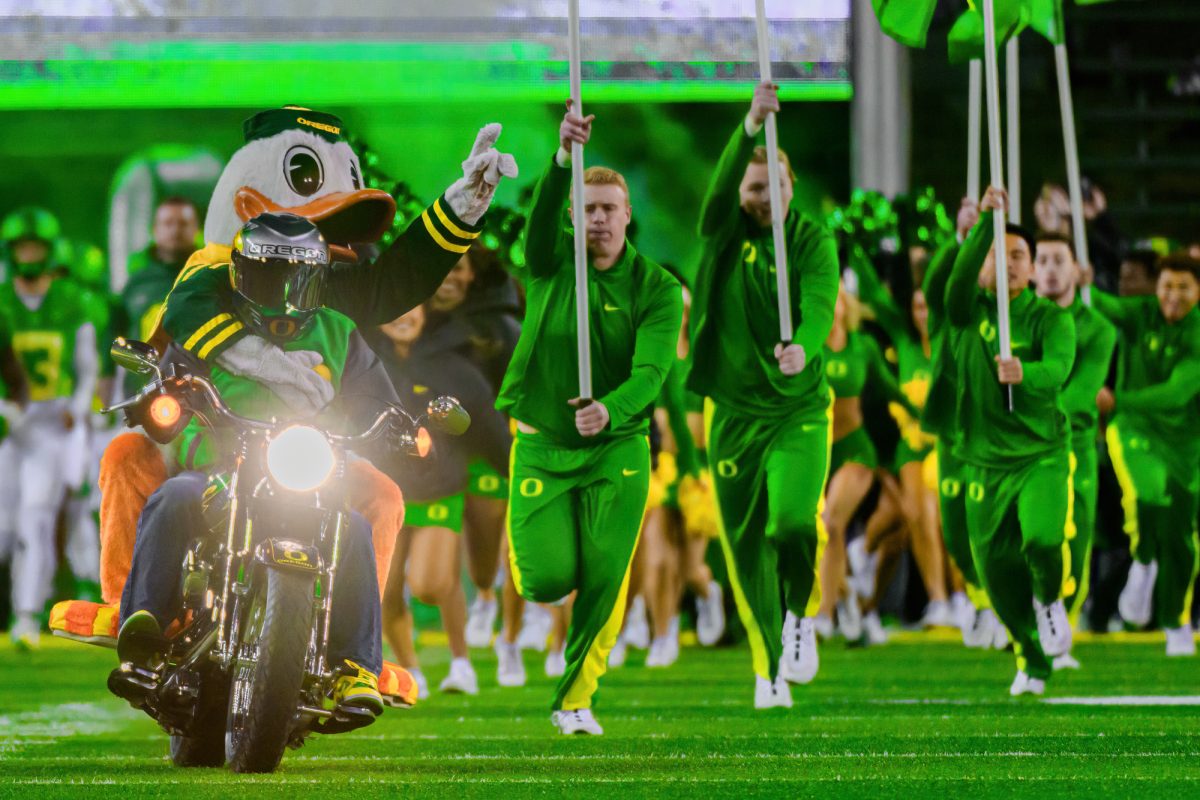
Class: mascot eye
284,146,324,197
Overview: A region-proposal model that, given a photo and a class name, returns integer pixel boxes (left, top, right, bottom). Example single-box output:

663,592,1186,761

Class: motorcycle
95,337,467,773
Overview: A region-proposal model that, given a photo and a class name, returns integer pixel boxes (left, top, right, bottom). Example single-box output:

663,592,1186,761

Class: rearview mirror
426,396,470,436
111,337,160,376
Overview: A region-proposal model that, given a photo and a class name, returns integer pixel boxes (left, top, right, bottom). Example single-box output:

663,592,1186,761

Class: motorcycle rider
116,213,404,724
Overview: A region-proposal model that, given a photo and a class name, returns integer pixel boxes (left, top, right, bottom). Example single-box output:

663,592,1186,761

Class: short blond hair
750,146,796,183
583,165,631,206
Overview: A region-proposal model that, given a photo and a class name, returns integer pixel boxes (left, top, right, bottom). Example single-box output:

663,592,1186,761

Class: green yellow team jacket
1093,289,1200,481
0,278,90,402
496,155,683,449
156,194,482,363
1061,296,1117,442
687,123,840,418
944,212,1076,468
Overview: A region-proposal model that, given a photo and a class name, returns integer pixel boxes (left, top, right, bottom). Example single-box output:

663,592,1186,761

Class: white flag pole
982,0,1014,411
754,0,794,342
1005,37,1021,224
967,59,983,208
1055,42,1092,305
567,0,592,399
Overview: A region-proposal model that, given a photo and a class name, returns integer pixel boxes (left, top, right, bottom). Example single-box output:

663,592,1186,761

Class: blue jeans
120,471,382,673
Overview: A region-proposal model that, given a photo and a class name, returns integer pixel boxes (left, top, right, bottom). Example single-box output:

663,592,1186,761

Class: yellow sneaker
332,660,384,717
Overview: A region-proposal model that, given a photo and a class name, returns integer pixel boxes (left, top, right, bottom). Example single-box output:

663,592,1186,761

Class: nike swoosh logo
622,468,639,476
603,304,621,312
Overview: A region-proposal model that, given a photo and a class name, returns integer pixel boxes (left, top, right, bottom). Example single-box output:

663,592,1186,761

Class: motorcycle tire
225,568,315,773
170,693,227,768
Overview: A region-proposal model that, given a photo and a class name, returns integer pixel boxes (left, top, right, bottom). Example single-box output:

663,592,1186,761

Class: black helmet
230,212,329,341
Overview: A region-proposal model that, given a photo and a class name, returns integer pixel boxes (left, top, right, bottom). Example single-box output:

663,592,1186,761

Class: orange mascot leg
346,460,405,595
98,432,168,606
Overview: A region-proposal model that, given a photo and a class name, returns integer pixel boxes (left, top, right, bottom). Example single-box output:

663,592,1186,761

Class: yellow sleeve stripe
183,313,235,352
421,210,470,254
197,320,244,360
433,198,479,242
173,261,226,289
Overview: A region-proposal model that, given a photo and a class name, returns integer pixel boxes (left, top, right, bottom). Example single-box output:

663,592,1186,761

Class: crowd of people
1,84,1197,734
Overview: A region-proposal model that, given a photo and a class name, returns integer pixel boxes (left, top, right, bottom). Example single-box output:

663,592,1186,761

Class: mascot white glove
215,336,334,418
443,123,519,226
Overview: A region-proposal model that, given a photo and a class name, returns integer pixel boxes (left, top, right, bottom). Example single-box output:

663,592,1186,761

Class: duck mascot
51,107,517,704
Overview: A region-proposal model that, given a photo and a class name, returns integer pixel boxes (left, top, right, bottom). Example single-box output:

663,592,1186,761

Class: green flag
870,0,940,48
1027,0,1065,43
947,0,1029,64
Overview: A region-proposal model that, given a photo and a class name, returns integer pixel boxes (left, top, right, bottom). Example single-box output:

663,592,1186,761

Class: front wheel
225,568,315,773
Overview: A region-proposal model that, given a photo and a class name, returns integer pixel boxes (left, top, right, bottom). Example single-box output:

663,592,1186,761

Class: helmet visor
231,254,326,315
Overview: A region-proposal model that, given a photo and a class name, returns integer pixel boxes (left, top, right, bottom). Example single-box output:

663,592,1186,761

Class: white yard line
1042,696,1200,706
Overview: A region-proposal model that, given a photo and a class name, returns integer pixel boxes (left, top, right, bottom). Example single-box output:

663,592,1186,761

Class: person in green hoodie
1094,252,1200,656
686,82,839,709
497,103,682,735
945,186,1076,696
1032,232,1117,656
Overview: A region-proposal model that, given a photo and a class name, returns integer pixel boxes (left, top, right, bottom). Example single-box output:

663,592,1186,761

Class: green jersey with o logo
0,279,89,402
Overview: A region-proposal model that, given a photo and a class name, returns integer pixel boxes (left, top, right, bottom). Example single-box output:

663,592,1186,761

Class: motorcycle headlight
266,425,335,493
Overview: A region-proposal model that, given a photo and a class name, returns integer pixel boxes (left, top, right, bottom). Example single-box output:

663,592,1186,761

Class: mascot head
205,106,396,262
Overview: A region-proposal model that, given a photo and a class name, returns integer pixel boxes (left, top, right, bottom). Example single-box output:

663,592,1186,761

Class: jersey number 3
13,331,64,401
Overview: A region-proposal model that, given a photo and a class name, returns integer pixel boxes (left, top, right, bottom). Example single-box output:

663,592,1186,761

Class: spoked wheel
224,569,315,773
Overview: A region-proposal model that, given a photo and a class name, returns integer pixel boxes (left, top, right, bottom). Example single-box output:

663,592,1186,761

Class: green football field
1,631,1198,799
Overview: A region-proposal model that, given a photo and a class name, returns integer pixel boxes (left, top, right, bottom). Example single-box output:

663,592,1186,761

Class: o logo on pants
967,482,985,502
519,478,544,498
940,478,961,498
478,475,500,492
716,459,738,478
428,504,449,521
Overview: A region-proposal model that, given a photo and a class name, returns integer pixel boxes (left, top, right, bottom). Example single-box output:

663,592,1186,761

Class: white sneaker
552,708,604,735
10,614,40,651
1118,560,1157,628
951,592,975,633
645,634,679,668
409,667,430,700
1052,653,1081,671
812,613,834,640
1009,670,1046,696
495,639,527,687
863,611,888,645
837,590,863,641
846,536,877,599
439,657,480,695
963,607,996,648
920,599,954,628
695,581,726,646
544,647,566,677
623,596,650,649
465,596,497,648
1033,597,1072,657
753,674,793,709
779,612,819,684
1165,624,1197,657
517,604,552,651
608,635,627,668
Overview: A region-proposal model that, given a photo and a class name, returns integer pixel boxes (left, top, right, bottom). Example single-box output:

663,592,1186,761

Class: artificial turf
1,631,1197,799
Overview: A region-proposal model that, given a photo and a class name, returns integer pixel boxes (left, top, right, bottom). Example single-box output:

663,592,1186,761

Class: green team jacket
497,155,683,449
158,195,482,363
1092,289,1200,481
1062,296,1117,443
920,240,960,442
175,308,398,470
657,356,702,476
944,212,1076,469
686,122,839,418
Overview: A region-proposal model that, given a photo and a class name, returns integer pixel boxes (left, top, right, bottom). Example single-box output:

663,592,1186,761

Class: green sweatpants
1064,431,1098,618
705,398,830,682
1107,422,1200,629
506,430,649,711
937,441,990,609
964,452,1070,680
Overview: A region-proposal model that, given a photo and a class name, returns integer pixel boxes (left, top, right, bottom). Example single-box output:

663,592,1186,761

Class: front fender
254,539,322,575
